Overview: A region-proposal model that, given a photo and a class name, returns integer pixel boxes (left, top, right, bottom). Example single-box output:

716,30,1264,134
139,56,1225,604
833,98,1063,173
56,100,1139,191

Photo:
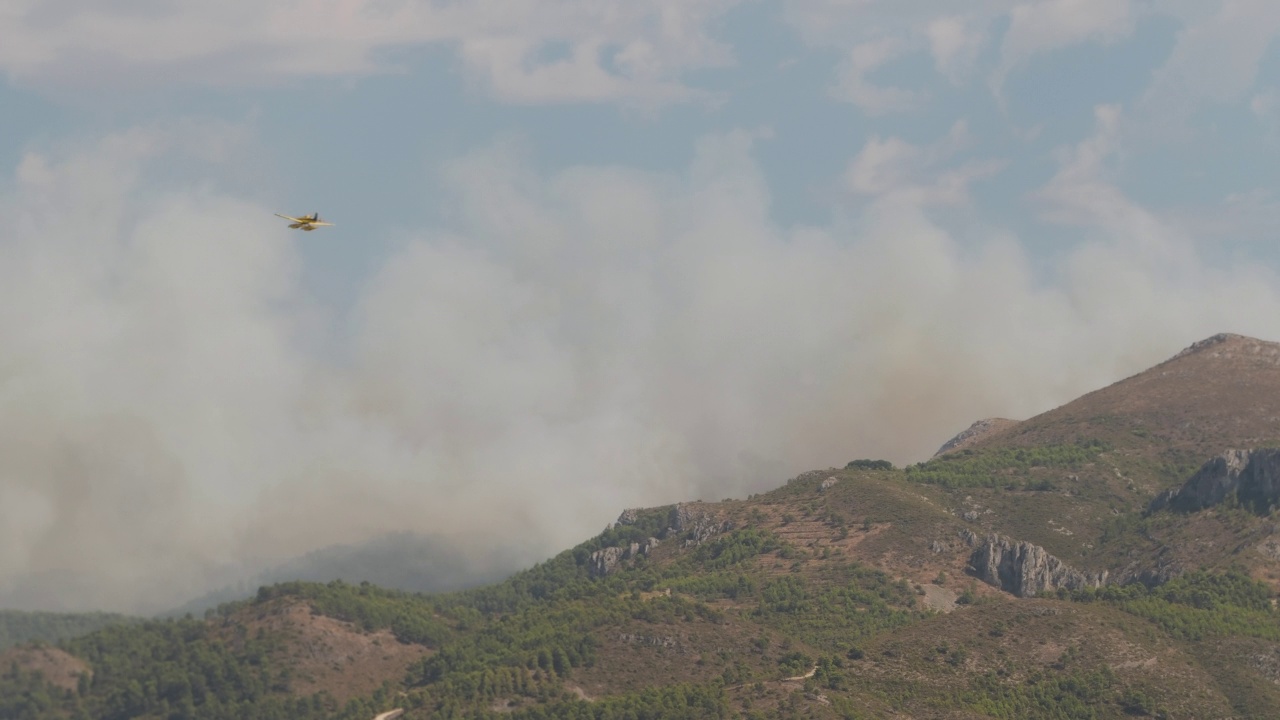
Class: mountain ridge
8,332,1280,719
964,332,1280,459
162,531,524,618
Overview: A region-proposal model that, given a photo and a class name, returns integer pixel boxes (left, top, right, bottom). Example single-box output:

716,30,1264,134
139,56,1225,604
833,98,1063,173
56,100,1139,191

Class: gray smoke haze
162,531,527,618
4,113,1280,614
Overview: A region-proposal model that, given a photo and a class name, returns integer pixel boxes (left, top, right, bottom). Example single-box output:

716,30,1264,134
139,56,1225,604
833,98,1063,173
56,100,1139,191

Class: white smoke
3,111,1280,614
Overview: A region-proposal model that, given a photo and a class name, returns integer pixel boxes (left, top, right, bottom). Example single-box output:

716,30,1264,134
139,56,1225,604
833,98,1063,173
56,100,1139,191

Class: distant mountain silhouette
163,531,524,617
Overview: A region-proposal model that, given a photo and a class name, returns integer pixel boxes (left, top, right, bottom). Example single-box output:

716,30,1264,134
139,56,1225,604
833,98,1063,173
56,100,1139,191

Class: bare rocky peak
960,333,1280,457
1167,333,1280,362
934,418,1019,457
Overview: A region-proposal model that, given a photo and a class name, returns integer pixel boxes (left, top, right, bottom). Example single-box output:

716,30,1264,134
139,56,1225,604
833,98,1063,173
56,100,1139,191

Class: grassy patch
903,441,1111,490
1058,569,1280,641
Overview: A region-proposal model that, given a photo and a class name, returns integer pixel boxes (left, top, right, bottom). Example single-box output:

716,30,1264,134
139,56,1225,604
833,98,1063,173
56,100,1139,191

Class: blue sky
5,2,1279,297
5,0,1280,612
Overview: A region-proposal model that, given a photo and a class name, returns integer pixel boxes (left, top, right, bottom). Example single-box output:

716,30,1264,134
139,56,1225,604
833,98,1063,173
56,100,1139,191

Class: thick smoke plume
3,117,1280,614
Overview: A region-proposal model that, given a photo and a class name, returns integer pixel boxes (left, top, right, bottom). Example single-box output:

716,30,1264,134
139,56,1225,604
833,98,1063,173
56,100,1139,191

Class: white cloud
1029,102,1233,282
1033,104,1131,228
845,120,1005,205
1251,88,1280,121
1166,188,1280,246
781,1,1147,104
991,0,1136,97
0,123,313,611
927,15,987,84
6,115,1280,613
1135,0,1280,138
1029,103,1251,339
829,36,925,114
781,0,888,48
0,0,740,106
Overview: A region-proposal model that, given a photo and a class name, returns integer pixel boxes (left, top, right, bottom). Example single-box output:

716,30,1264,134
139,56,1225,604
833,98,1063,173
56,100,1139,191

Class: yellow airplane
274,212,334,231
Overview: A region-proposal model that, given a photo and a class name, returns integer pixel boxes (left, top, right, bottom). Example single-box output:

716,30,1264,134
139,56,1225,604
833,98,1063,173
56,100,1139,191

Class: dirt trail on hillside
783,665,818,682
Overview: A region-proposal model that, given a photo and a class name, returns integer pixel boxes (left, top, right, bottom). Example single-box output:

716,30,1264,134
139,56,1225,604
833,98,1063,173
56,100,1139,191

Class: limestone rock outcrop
672,504,733,547
618,633,683,651
589,502,734,577
587,537,659,578
1148,449,1280,514
969,532,1107,597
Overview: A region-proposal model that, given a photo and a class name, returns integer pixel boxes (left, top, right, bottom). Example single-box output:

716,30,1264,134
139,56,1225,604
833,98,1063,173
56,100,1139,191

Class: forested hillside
0,611,137,652
6,504,1280,719
7,334,1280,719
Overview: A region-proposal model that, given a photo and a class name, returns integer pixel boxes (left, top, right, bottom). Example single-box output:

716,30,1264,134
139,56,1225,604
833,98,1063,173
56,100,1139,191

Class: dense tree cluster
252,580,455,646
0,615,385,720
0,664,74,719
844,459,894,471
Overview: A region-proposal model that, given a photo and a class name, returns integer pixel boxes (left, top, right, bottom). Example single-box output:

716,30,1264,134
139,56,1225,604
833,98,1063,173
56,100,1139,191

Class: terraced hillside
6,334,1280,719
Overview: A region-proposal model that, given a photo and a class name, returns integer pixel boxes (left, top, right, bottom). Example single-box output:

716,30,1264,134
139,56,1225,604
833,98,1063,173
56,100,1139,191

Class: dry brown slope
912,333,1280,584
0,644,90,693
215,598,430,704
933,418,1020,457
852,598,1253,719
567,483,1276,719
968,333,1280,464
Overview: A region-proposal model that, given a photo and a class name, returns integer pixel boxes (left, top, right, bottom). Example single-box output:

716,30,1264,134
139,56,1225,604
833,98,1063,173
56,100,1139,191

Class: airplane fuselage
276,212,333,231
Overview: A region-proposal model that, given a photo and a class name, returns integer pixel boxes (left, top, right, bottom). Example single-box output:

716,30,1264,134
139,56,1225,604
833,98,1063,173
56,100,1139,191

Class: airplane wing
274,213,304,223
310,221,334,226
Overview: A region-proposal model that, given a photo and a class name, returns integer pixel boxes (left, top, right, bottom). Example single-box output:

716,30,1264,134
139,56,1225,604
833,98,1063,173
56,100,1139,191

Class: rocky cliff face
587,538,659,578
1148,448,1280,514
1113,554,1185,588
588,503,733,577
672,504,733,547
967,531,1107,597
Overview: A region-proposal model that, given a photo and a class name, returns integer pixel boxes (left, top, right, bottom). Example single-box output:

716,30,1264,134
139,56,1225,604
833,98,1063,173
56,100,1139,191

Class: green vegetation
0,510,930,719
0,610,138,652
0,665,76,719
1059,569,1280,641
588,508,676,553
0,614,383,720
4,439,1280,719
253,580,455,646
903,441,1110,489
845,459,894,471
497,683,731,719
959,666,1123,719
691,528,782,570
750,569,922,653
